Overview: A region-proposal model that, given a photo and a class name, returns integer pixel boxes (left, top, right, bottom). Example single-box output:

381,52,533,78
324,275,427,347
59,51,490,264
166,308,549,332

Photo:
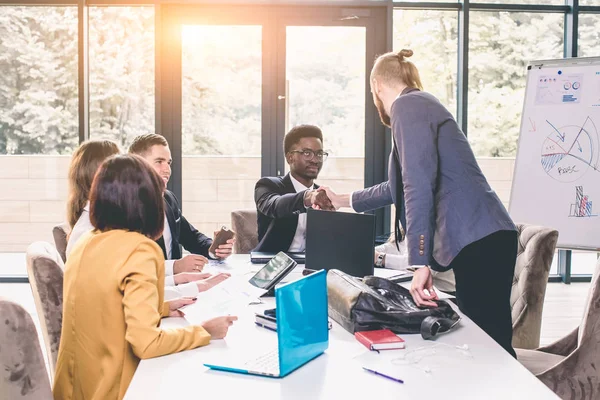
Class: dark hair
89,154,165,240
67,140,120,228
283,125,323,154
128,134,169,156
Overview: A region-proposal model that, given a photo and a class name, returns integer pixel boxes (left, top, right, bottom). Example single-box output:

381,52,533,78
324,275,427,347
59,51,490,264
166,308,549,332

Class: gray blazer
353,89,515,268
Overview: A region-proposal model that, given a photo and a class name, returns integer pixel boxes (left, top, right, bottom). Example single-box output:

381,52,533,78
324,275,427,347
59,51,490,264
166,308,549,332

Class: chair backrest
0,298,52,400
537,258,600,399
230,209,258,254
511,223,558,349
25,242,64,383
52,223,70,263
577,258,600,347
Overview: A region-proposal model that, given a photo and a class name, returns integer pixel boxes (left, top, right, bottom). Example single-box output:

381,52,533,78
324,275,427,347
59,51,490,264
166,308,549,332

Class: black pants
442,230,517,358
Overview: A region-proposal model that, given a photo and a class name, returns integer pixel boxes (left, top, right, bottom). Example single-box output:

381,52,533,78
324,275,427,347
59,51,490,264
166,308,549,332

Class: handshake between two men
303,187,346,211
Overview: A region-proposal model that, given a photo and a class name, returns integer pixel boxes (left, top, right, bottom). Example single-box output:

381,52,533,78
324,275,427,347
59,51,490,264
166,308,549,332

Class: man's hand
317,186,349,210
409,266,439,308
166,297,197,317
173,254,209,274
197,272,231,292
173,272,212,285
212,231,235,259
304,189,335,211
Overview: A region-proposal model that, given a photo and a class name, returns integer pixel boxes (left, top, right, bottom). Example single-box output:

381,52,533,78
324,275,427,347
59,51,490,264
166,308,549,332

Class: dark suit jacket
156,190,213,259
254,174,317,253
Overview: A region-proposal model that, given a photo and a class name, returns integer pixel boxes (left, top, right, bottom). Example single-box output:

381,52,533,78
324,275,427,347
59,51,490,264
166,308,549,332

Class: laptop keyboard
243,348,280,375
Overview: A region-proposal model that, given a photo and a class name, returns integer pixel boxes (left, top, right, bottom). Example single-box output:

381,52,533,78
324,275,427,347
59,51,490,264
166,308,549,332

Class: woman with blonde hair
66,139,120,251
323,49,517,357
54,154,237,400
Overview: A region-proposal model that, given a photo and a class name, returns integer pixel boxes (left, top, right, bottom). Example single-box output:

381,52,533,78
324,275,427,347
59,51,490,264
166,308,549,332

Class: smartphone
209,226,235,255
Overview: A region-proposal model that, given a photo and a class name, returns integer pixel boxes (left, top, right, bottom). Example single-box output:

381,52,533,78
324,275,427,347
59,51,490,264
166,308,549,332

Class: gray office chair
26,241,64,382
52,223,70,263
0,298,53,400
517,258,600,399
511,223,559,349
230,209,258,254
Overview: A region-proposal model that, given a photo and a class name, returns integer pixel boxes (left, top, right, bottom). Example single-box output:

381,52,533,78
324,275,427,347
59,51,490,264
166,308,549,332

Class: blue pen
362,367,404,384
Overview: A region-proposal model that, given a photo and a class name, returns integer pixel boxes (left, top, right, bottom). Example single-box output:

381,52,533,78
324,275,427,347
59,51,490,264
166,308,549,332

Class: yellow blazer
53,230,211,400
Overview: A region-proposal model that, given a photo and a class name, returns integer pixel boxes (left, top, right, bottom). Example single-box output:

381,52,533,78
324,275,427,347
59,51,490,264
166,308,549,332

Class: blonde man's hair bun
397,49,414,61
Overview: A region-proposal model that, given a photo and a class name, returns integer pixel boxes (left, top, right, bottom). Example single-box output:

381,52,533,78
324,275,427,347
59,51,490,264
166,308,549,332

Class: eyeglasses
289,150,329,162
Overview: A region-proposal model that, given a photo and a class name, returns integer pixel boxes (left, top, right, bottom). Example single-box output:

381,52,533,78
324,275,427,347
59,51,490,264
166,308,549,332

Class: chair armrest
536,326,578,356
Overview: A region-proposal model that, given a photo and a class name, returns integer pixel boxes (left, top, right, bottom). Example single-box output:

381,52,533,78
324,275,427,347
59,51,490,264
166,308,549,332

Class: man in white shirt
254,125,334,253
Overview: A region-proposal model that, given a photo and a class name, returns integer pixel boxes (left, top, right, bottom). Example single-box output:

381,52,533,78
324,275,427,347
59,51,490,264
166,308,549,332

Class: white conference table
125,255,558,400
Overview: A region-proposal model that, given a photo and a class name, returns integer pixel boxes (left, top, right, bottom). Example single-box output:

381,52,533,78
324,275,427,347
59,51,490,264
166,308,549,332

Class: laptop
306,209,375,278
204,269,329,378
250,251,306,264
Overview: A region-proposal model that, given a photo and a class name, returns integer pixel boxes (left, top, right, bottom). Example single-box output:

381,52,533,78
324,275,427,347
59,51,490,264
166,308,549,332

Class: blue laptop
204,269,329,378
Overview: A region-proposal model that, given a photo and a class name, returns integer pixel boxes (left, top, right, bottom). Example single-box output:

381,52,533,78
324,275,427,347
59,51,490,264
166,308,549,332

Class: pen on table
362,367,404,384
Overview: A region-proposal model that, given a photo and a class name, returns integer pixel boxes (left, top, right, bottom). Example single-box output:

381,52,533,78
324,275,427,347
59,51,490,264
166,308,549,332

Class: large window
0,7,78,155
468,12,564,158
181,25,262,234
89,6,155,150
579,14,600,57
393,9,458,117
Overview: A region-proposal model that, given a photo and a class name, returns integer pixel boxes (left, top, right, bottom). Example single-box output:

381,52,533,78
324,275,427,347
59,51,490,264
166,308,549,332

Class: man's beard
374,94,391,127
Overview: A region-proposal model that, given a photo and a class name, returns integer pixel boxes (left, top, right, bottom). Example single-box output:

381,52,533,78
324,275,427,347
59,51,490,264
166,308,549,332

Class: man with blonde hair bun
322,49,518,357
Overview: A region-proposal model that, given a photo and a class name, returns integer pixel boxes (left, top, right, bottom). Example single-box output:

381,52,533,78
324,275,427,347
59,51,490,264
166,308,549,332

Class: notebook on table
355,329,405,351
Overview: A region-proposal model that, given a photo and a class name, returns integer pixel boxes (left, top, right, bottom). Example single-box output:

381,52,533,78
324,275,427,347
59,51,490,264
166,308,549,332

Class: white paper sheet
182,276,266,324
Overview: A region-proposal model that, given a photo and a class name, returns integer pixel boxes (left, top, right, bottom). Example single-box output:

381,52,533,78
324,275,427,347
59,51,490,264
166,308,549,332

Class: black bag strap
420,316,460,340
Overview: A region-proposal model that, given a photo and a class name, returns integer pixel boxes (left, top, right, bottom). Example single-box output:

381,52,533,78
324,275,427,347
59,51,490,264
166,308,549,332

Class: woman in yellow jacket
53,154,237,400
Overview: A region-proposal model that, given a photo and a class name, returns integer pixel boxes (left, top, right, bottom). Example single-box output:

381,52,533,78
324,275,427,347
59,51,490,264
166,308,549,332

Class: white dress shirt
66,203,199,298
377,240,456,293
288,174,314,253
66,203,93,259
162,215,200,297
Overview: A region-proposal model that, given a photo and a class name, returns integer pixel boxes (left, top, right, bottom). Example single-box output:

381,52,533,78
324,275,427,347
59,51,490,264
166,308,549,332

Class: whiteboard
509,57,600,250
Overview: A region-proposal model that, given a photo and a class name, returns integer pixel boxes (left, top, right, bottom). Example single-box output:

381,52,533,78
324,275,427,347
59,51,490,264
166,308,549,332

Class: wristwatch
375,253,386,268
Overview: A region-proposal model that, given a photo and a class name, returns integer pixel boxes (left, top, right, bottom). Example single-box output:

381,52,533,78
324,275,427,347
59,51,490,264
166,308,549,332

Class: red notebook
355,329,405,351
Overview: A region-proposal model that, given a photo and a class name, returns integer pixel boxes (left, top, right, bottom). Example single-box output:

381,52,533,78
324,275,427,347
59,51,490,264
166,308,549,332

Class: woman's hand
409,267,439,308
196,272,231,292
166,297,197,317
201,315,238,339
173,272,212,285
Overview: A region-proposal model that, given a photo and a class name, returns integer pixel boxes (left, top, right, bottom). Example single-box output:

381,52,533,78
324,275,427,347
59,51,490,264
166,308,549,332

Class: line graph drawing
540,116,599,182
569,186,597,218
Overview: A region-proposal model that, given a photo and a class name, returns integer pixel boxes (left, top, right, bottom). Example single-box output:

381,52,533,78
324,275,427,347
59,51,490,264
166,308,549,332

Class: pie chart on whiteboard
540,117,599,183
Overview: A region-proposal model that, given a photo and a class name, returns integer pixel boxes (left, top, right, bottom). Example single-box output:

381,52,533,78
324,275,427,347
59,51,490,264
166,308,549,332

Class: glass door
159,6,273,235
159,5,388,234
275,8,387,218
180,24,262,233
282,24,367,198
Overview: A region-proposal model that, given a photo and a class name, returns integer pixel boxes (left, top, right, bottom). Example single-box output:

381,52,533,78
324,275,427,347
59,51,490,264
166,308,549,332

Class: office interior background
0,0,599,285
